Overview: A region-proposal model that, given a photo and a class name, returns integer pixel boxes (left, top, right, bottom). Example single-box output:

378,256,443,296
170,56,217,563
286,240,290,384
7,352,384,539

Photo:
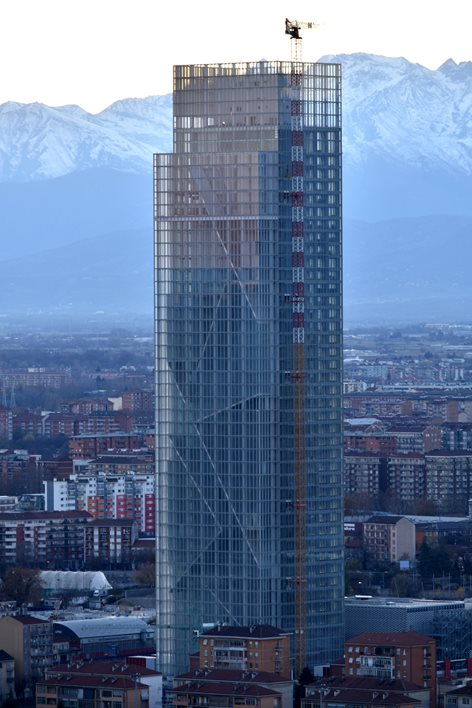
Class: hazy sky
2,0,471,113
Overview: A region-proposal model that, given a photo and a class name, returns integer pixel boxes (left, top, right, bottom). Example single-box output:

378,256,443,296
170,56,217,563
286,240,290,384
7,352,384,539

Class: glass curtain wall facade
154,61,343,677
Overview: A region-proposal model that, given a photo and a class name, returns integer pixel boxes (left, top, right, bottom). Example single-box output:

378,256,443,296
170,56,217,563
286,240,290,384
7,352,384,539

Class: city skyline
1,0,471,112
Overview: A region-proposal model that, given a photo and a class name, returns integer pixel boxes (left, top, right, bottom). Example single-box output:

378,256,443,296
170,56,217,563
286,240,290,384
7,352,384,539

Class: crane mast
285,16,317,675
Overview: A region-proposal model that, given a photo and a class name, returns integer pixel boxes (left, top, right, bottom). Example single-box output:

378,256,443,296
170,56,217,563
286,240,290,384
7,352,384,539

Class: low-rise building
69,433,146,459
303,680,421,708
386,454,426,506
173,669,292,708
425,450,472,513
0,650,15,702
363,515,416,563
344,451,387,499
0,615,53,692
46,659,162,707
444,683,472,708
344,631,436,707
197,625,291,677
345,596,468,662
84,518,139,567
36,674,150,707
0,511,91,567
44,466,155,534
168,680,281,708
53,617,155,660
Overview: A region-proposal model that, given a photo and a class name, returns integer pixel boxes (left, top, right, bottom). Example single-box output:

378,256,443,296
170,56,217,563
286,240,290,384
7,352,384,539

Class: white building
44,471,155,533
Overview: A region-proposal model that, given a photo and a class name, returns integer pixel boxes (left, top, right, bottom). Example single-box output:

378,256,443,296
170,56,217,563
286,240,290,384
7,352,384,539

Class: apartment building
197,625,291,678
44,468,155,534
84,518,139,566
344,451,387,498
0,511,91,567
344,631,436,707
425,450,472,512
36,675,150,708
386,454,426,506
363,515,416,564
0,615,53,689
69,433,145,459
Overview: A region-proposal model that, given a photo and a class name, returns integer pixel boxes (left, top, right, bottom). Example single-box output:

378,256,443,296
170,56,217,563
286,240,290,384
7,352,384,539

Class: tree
1,567,42,606
294,667,316,708
133,562,155,587
417,540,452,578
417,540,432,578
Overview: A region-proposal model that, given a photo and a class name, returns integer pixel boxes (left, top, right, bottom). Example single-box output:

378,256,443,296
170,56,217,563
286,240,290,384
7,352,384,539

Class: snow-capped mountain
0,94,172,181
2,53,472,321
2,54,472,185
323,53,472,173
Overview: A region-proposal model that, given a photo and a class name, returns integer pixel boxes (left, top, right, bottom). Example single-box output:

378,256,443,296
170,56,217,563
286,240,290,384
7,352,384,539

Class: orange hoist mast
285,17,318,676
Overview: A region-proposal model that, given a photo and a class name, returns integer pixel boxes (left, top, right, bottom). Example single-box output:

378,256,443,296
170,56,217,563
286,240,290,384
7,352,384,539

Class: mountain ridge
2,53,472,183
2,52,472,321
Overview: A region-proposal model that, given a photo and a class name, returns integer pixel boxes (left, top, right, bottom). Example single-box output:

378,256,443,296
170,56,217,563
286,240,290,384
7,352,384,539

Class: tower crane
285,18,319,62
284,15,318,676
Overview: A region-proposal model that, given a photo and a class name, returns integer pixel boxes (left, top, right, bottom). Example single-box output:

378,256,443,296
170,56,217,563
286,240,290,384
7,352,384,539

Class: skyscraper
154,60,344,677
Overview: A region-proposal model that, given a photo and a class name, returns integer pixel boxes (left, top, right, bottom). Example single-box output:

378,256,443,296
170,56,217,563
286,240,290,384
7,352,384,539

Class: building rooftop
426,449,472,457
446,684,472,697
53,617,153,640
310,676,423,692
176,669,291,684
9,615,49,625
50,659,160,678
307,686,420,706
38,675,147,689
348,631,435,647
172,680,280,698
365,515,408,525
0,511,91,521
345,418,382,426
345,596,464,610
88,518,137,527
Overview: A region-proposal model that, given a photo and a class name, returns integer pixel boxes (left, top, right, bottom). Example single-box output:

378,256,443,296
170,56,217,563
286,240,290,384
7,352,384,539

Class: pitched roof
172,681,280,697
365,515,408,525
175,669,291,684
447,685,472,697
50,660,160,678
38,675,146,690
10,615,49,625
347,630,434,646
306,686,420,706
310,676,424,692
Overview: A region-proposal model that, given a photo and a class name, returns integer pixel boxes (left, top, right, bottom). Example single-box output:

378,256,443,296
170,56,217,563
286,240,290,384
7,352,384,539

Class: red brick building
69,433,145,459
344,632,436,706
196,625,291,678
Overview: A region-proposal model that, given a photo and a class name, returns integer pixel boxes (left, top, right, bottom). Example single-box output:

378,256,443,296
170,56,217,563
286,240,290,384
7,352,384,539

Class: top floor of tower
172,60,341,154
